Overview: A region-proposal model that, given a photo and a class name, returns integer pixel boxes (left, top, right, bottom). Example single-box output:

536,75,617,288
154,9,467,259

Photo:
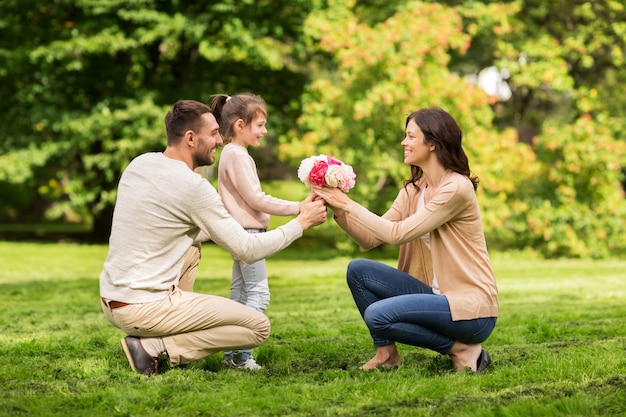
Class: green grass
0,241,625,417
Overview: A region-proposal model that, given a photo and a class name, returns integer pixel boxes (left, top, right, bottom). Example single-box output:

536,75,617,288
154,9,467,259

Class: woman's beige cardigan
332,171,499,321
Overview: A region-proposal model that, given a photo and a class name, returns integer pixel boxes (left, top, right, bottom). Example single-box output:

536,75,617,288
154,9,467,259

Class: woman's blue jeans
347,259,496,355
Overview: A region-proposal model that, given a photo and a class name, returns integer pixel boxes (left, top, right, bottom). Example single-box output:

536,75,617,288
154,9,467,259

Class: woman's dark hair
164,100,212,145
403,108,479,191
209,93,267,141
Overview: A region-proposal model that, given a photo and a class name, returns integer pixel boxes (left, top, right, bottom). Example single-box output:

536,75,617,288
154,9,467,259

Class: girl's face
233,112,267,147
401,119,432,166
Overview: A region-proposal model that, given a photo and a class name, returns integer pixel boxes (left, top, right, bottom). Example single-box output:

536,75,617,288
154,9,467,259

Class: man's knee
255,314,271,344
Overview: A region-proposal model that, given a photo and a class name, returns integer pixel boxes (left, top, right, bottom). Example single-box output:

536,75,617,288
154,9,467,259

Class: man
100,99,327,376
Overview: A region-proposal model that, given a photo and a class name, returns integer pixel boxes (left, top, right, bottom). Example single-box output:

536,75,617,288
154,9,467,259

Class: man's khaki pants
102,244,270,366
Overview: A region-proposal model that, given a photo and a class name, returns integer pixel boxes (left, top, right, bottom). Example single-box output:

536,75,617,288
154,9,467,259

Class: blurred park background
1,0,625,259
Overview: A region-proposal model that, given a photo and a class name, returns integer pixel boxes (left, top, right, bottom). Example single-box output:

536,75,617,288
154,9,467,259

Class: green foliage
1,0,625,257
281,0,626,258
522,115,626,257
0,0,316,234
282,1,493,212
0,242,625,416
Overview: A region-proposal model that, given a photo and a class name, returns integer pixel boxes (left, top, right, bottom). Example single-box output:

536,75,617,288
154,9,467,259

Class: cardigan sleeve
333,186,414,250
343,176,473,246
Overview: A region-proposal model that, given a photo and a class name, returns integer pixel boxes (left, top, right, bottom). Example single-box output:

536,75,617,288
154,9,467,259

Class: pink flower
337,166,356,191
297,154,356,192
327,156,342,166
308,161,328,187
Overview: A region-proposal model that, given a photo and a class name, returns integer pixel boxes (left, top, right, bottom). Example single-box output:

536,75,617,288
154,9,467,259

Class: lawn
0,240,625,417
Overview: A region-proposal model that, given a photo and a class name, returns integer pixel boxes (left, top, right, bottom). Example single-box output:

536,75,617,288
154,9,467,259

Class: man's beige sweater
100,152,303,304
333,170,499,321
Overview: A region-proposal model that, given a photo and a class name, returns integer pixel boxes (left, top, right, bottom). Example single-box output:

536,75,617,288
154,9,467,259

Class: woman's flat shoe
476,349,491,372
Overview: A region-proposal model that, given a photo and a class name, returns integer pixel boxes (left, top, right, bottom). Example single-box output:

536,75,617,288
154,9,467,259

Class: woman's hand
312,186,353,212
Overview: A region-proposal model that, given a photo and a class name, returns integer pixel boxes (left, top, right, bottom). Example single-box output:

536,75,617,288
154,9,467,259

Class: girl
211,93,303,370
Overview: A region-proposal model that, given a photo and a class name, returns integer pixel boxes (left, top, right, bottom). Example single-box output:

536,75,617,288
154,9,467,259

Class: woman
314,108,498,372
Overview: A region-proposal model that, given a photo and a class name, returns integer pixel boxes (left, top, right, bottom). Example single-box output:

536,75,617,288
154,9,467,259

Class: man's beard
193,150,214,168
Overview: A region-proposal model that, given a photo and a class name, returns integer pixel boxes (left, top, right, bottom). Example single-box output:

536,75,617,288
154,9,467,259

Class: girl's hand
299,191,325,213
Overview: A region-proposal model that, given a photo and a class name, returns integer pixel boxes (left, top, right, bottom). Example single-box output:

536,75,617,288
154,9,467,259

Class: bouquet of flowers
297,154,356,192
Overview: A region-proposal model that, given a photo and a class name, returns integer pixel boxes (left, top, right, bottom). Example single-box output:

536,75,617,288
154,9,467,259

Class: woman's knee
346,258,375,286
363,303,388,331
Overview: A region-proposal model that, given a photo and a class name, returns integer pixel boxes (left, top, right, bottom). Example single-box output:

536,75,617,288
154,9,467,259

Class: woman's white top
418,189,440,294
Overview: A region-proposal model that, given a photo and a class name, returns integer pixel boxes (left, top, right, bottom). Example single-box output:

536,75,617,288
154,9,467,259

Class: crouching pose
100,99,326,376
314,108,498,372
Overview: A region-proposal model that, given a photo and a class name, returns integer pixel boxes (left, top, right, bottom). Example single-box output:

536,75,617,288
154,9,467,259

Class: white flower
324,165,342,188
297,157,316,186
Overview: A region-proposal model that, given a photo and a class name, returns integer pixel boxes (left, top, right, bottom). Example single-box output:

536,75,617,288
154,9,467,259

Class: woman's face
401,119,432,166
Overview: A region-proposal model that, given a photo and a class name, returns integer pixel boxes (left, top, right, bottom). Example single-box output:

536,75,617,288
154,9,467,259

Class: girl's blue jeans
347,259,496,355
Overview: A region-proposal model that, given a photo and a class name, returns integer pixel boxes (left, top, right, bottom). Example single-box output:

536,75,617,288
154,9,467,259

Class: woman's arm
316,175,474,246
315,186,413,250
347,181,473,245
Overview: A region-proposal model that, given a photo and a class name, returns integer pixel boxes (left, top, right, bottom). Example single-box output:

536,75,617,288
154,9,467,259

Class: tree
280,1,531,245
0,0,317,240
464,0,626,257
280,0,626,257
1,0,624,257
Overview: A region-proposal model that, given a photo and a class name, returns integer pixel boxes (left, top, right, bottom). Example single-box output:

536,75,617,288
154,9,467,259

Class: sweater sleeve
221,146,299,217
189,179,303,263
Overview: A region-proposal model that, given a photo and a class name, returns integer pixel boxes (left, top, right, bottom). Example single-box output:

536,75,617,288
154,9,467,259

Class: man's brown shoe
120,336,158,376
